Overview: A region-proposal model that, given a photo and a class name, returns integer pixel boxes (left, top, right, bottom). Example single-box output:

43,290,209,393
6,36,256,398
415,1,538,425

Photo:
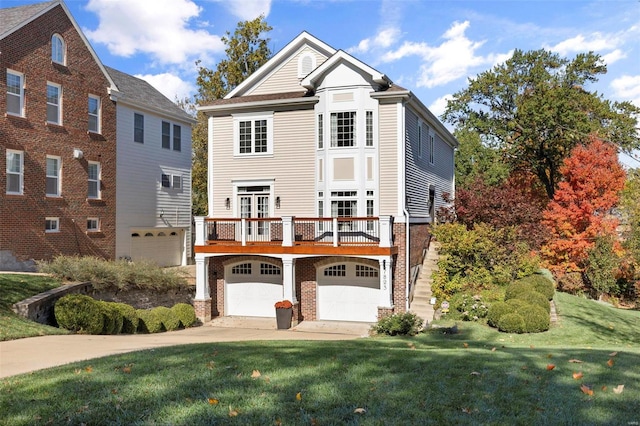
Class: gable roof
225,31,336,99
105,66,194,124
0,0,117,91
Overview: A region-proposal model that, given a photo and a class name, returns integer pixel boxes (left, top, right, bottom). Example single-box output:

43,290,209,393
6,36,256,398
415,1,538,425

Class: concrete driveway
0,317,373,378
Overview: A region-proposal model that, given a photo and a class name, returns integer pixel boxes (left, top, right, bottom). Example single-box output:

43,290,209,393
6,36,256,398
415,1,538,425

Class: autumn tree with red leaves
541,137,626,274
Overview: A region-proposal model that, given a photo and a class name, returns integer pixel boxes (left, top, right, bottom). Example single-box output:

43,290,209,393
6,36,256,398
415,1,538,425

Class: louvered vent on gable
298,53,316,79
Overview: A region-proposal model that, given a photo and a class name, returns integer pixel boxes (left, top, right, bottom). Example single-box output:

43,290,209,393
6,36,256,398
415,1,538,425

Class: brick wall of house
0,5,117,265
296,257,318,321
409,223,431,270
392,222,407,313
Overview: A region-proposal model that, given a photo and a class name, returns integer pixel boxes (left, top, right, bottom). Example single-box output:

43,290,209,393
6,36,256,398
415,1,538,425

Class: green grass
0,274,69,341
2,292,639,425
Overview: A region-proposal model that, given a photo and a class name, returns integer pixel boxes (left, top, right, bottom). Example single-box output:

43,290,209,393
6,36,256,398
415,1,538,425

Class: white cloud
84,0,224,64
136,73,195,103
545,29,632,65
217,0,272,21
602,49,626,65
381,21,503,89
429,94,453,118
610,74,640,107
348,27,401,55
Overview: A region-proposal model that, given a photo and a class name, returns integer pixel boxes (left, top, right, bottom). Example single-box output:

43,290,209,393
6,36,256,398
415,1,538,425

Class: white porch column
282,256,296,303
194,216,205,246
207,116,215,216
379,216,392,248
332,218,339,247
379,256,393,308
282,217,293,247
195,254,210,300
241,218,247,245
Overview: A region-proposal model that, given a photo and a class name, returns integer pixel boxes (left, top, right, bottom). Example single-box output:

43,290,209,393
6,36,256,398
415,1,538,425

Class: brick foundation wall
194,299,212,323
409,223,431,269
392,222,407,313
0,5,117,264
296,257,318,321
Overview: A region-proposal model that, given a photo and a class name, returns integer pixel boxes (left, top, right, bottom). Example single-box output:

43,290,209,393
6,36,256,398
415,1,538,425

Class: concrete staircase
409,241,440,325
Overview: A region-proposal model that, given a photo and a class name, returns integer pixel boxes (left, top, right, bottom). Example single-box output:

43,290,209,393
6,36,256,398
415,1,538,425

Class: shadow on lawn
2,330,639,425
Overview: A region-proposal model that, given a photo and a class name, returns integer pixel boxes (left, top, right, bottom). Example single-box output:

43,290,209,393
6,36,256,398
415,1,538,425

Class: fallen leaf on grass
580,384,594,396
609,351,618,357
208,398,219,405
613,385,625,394
568,359,583,363
407,342,416,350
470,371,481,376
491,347,496,352
296,392,302,401
228,406,239,417
601,386,608,392
463,342,469,348
354,408,366,414
84,366,93,373
251,370,261,378
547,354,553,359
607,358,615,367
122,366,131,374
572,372,583,380
546,364,556,371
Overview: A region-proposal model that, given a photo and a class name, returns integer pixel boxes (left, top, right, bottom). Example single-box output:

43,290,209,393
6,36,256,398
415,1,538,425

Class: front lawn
2,292,639,425
0,274,68,341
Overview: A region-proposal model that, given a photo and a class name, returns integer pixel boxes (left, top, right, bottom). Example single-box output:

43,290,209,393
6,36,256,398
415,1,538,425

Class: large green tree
443,49,640,199
191,16,272,215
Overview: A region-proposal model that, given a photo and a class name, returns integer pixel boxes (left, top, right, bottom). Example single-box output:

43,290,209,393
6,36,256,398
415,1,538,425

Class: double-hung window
88,95,100,133
45,217,60,233
162,121,171,149
418,122,423,158
88,162,101,199
51,34,66,65
234,113,273,155
134,113,144,143
429,133,435,165
46,156,61,197
173,124,181,151
317,114,323,149
6,70,24,117
87,218,100,232
330,111,356,147
46,83,62,125
6,150,23,194
366,111,374,147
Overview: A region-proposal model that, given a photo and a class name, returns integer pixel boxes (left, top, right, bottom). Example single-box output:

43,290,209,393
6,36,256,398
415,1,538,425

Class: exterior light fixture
225,198,230,210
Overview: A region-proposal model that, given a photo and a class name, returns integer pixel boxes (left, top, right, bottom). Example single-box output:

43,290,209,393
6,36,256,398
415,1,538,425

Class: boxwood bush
508,290,550,313
172,303,197,328
112,303,139,334
497,312,526,333
152,306,181,331
487,295,551,333
519,274,555,300
373,312,423,336
99,301,123,334
55,294,105,334
137,309,164,333
487,301,511,328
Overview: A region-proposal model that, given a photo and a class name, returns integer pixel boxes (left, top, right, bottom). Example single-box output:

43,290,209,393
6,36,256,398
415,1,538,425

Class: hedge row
487,274,555,333
54,294,197,334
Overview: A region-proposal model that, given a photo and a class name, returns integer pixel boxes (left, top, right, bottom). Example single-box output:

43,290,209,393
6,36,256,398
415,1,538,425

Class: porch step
409,241,440,325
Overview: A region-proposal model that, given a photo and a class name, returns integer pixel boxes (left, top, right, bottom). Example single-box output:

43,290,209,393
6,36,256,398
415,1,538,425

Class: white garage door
317,263,380,322
131,230,182,267
225,261,283,317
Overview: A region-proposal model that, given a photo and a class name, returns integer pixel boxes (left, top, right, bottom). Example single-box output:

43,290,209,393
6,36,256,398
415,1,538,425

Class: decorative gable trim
225,31,336,99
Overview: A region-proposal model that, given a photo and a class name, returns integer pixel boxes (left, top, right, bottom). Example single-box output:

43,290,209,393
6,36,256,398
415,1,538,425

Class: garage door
225,261,283,317
131,230,182,267
317,263,379,322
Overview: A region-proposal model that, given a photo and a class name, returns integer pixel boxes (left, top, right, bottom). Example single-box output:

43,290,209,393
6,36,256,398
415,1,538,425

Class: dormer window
52,34,66,65
298,52,316,78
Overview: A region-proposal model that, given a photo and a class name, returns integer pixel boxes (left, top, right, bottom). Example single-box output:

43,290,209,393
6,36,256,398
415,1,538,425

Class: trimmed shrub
504,281,532,300
497,313,526,333
99,301,123,334
137,309,164,333
511,290,550,313
519,274,555,300
172,303,197,328
519,304,550,333
487,301,511,328
373,312,423,336
152,306,181,331
55,294,105,335
112,303,139,334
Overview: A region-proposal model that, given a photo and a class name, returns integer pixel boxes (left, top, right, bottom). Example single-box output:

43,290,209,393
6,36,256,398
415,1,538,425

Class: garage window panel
356,264,378,278
232,263,252,275
260,263,281,275
324,264,346,277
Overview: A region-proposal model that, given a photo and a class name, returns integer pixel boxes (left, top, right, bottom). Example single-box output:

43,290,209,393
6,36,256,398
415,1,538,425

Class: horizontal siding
378,103,398,216
115,104,193,259
405,106,455,219
211,109,316,217
249,47,328,96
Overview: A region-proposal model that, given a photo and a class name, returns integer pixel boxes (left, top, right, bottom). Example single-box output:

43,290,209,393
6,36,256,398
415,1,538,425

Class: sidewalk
0,317,372,378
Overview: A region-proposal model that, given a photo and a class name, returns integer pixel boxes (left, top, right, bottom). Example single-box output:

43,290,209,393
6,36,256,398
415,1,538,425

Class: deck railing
195,216,392,248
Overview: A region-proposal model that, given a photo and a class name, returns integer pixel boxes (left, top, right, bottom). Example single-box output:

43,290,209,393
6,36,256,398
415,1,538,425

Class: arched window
52,34,66,65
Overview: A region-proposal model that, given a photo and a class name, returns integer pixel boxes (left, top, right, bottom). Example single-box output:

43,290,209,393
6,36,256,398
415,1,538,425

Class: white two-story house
193,32,457,323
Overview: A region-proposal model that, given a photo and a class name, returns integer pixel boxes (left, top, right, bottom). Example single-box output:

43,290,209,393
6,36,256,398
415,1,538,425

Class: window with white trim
366,190,375,231
51,34,66,65
418,122,423,158
45,217,60,233
324,264,346,277
260,263,281,275
232,263,252,274
356,264,378,278
87,218,100,232
88,162,101,199
366,111,373,147
6,70,24,117
429,133,435,165
162,121,170,149
330,191,357,217
330,111,356,147
234,113,273,156
134,113,144,143
172,175,181,189
317,114,323,149
88,95,100,133
173,124,181,151
46,156,61,197
6,150,23,195
46,83,62,125
161,174,171,188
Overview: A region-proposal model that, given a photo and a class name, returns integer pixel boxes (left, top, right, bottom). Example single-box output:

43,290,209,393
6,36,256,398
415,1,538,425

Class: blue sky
6,0,640,164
